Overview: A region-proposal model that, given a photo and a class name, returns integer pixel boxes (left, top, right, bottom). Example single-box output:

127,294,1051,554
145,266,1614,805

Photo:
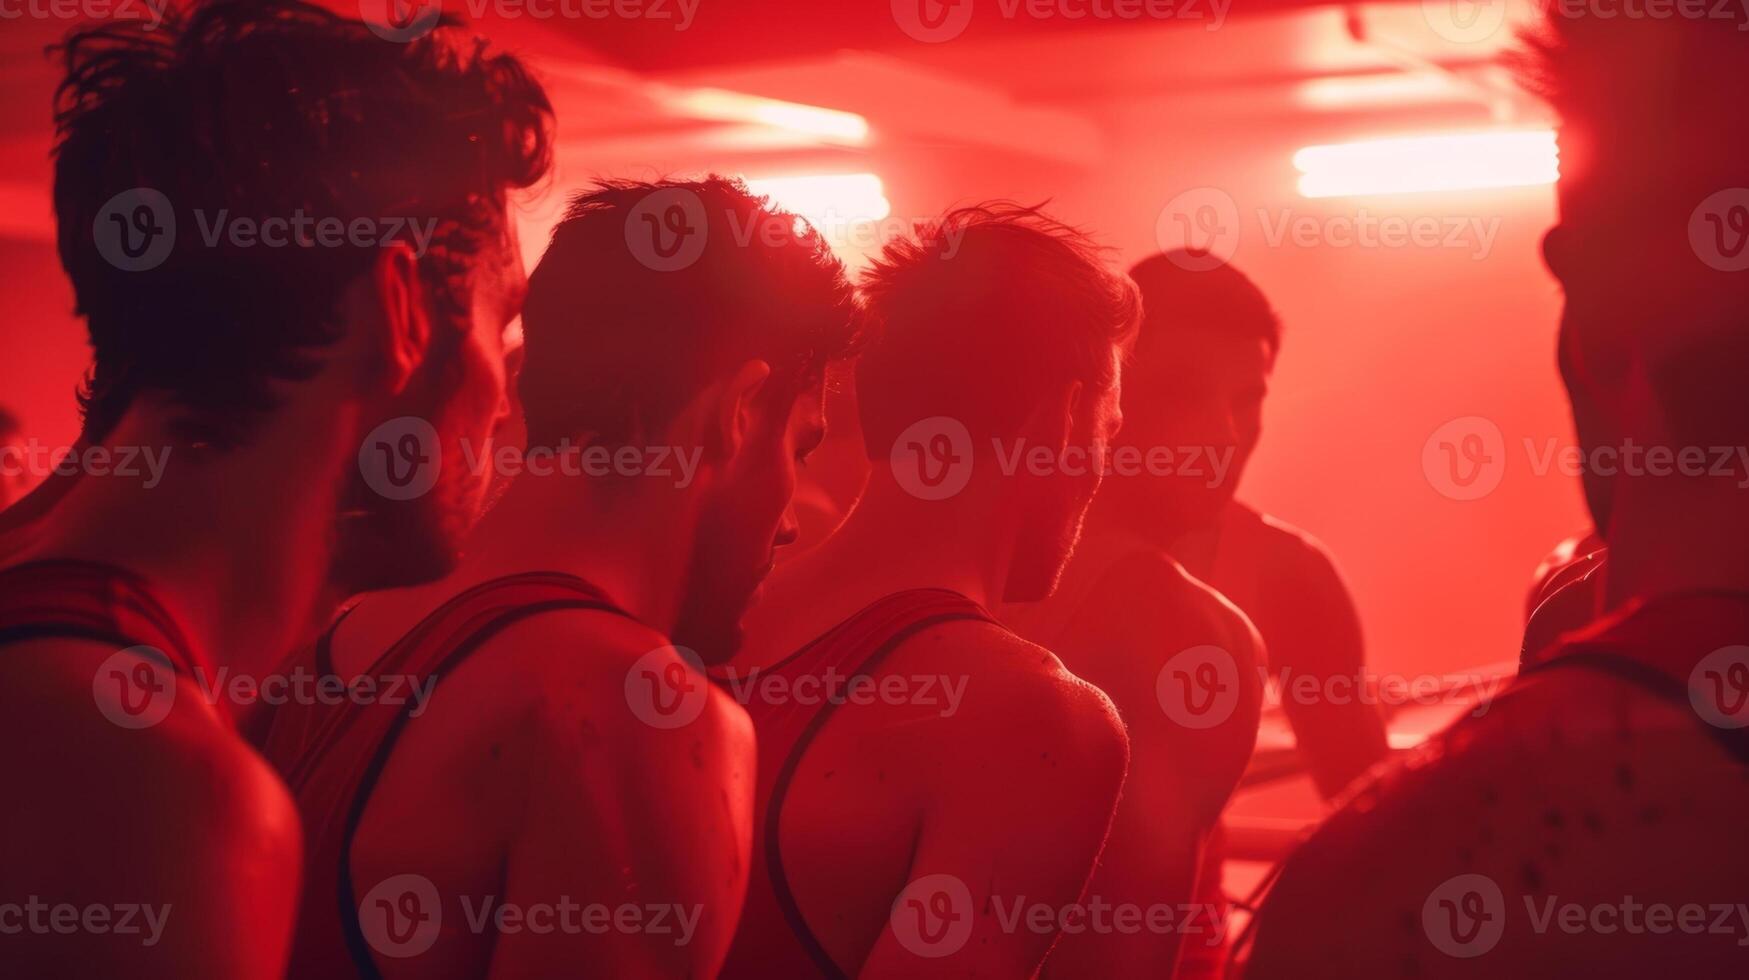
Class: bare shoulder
1085,549,1265,670
889,618,1129,783
1250,668,1749,977
1251,511,1350,588
0,635,301,895
453,606,753,764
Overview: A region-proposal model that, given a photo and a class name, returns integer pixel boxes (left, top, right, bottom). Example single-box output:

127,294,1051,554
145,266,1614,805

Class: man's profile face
673,376,826,664
1144,326,1271,530
1006,355,1125,604
1536,23,1749,534
1542,104,1703,534
342,213,525,591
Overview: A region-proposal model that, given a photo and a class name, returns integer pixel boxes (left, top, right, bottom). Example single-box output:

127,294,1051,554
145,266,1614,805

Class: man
715,204,1133,978
1246,14,1749,977
259,177,862,978
1003,257,1295,978
0,3,552,975
1124,253,1389,803
1026,255,1379,978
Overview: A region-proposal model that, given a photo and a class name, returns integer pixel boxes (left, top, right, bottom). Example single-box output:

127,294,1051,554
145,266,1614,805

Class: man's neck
812,473,1016,611
459,473,694,637
18,409,349,679
1086,480,1220,572
1604,479,1749,608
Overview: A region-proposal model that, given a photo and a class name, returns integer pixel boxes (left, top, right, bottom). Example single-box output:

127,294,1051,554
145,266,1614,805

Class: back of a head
53,0,553,448
855,203,1141,458
519,177,862,451
1520,13,1749,449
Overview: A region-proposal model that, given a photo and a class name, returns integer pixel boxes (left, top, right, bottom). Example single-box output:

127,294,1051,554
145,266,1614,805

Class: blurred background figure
1124,252,1390,800
1026,252,1388,978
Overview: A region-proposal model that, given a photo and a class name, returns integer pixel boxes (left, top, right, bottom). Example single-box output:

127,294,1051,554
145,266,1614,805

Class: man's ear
706,360,774,462
366,243,431,395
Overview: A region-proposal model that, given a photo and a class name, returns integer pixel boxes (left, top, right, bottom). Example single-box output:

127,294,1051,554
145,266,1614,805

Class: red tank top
0,559,212,714
712,589,996,980
1518,590,1749,764
258,572,633,980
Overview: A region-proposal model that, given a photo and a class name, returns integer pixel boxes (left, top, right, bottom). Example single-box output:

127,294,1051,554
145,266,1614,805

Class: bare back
1008,538,1265,978
719,569,1129,978
0,560,300,979
1245,592,1749,979
260,573,754,979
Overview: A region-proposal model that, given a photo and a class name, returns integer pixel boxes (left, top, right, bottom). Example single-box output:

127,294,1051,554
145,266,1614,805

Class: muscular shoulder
1249,668,1749,977
1240,508,1347,587
1,636,301,896
1102,549,1260,649
890,619,1129,788
453,608,753,775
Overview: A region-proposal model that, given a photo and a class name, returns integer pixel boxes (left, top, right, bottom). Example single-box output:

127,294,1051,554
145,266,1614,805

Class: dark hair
855,202,1140,455
519,176,863,451
1517,15,1749,444
53,0,553,447
1518,13,1748,151
0,406,19,439
1127,252,1280,362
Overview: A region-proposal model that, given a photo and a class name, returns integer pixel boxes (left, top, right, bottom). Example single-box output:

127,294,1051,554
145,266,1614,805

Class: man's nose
775,503,801,548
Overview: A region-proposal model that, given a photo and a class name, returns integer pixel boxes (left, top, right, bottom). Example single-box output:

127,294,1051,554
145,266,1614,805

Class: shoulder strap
0,558,206,679
326,572,637,979
1521,643,1749,767
765,589,996,980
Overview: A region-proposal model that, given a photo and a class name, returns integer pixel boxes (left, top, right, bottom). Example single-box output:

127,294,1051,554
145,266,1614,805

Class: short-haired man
260,177,862,978
715,204,1135,978
1247,14,1749,977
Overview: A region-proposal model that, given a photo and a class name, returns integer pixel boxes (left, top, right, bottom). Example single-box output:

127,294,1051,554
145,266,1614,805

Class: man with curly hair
0,2,552,974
